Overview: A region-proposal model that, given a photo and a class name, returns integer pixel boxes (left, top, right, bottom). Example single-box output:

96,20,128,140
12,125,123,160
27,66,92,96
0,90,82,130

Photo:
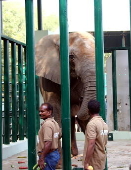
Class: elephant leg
76,117,89,134
71,116,78,156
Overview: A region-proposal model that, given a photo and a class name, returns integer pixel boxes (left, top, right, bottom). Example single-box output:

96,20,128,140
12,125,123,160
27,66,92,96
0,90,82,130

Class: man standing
83,100,108,170
37,103,61,170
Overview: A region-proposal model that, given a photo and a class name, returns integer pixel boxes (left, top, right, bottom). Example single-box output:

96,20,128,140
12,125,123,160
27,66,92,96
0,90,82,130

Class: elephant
35,32,96,157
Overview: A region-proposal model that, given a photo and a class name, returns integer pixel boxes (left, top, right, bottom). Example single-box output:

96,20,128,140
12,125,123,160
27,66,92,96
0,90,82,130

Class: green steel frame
112,50,118,130
59,0,71,169
25,0,37,169
1,35,27,143
3,39,10,144
94,1,107,170
37,0,43,30
94,0,106,121
11,42,17,142
18,45,24,140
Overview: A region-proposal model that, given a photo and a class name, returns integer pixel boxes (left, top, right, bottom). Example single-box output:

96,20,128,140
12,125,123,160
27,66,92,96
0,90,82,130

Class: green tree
2,2,26,42
2,1,59,43
43,14,59,31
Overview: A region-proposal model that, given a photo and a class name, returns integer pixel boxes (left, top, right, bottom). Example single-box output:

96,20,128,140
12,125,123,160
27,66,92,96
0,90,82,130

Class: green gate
1,35,27,144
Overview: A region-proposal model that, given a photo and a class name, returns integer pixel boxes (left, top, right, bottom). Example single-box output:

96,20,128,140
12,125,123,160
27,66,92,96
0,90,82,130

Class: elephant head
35,32,96,120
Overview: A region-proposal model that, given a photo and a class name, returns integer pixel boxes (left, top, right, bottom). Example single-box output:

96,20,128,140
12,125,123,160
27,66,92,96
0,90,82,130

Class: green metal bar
3,39,10,144
35,75,40,135
112,50,118,130
94,0,106,121
11,43,17,142
129,0,131,131
37,0,43,30
105,47,129,52
24,47,28,138
59,0,71,170
94,2,107,170
0,1,2,169
1,35,26,47
35,0,41,133
18,45,24,140
25,0,37,169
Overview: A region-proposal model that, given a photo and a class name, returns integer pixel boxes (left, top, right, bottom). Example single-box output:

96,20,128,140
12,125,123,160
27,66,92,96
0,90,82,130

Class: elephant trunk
77,68,96,120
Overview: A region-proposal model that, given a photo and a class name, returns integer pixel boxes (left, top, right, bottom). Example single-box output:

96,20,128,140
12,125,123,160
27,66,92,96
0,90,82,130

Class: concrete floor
3,140,131,170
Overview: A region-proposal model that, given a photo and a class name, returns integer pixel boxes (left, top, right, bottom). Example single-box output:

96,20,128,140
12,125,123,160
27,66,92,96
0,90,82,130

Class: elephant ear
35,34,61,84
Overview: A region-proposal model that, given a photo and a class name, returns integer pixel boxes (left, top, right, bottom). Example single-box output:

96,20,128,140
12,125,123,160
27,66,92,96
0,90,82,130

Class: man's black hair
41,103,53,112
88,100,100,114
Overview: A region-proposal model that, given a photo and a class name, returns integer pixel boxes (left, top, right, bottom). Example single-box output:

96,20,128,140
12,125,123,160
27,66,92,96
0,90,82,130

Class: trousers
44,150,60,170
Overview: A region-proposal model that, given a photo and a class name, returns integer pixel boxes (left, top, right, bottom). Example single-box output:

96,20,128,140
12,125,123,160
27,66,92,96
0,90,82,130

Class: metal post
37,0,43,30
94,1,107,170
112,50,118,130
25,0,36,169
11,42,17,142
94,0,106,121
24,47,28,138
35,75,40,134
0,1,2,169
59,0,71,170
18,45,24,140
36,0,41,134
4,39,10,144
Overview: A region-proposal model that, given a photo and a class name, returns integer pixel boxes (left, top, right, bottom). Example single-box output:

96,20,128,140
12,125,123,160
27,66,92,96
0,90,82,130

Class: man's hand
38,158,46,170
84,164,93,170
84,163,89,170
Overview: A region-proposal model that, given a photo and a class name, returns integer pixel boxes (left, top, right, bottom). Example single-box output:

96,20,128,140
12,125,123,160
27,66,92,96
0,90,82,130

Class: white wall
106,50,130,131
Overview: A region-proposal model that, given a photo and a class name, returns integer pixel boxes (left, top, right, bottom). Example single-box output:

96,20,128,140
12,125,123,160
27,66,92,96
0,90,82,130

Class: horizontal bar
105,47,129,52
1,34,26,46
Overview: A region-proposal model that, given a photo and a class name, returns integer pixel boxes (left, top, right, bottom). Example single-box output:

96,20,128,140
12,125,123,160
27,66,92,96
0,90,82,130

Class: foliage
2,2,26,42
43,15,59,32
104,53,111,63
2,1,59,43
104,53,111,72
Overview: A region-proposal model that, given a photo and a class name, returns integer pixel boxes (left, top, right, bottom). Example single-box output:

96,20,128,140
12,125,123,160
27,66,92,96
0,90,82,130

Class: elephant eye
69,55,75,60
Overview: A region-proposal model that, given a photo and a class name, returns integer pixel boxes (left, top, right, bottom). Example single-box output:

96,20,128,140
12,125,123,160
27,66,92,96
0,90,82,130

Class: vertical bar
0,1,2,169
94,0,106,121
11,43,17,142
18,45,24,140
129,0,131,131
25,0,36,169
24,47,28,138
37,0,43,30
4,39,10,144
94,1,108,170
36,0,42,132
59,1,71,170
112,50,118,130
35,75,40,134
